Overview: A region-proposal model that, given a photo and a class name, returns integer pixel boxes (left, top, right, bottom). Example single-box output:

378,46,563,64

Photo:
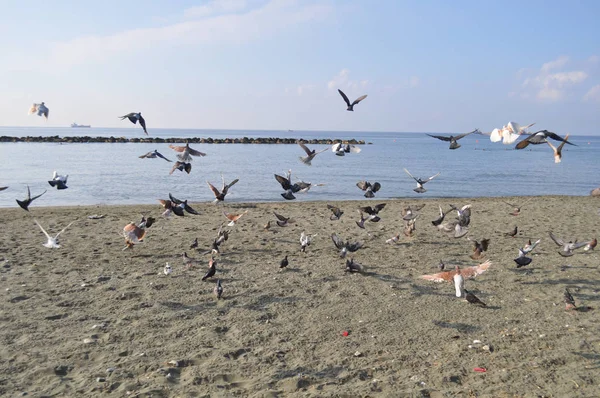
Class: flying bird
169,161,192,175
464,289,487,306
214,279,223,299
34,219,75,249
514,130,575,150
16,186,46,211
337,89,367,111
223,210,248,226
169,143,206,162
207,174,239,203
356,180,381,198
119,112,147,135
331,233,363,258
514,249,532,268
403,168,440,193
29,102,49,119
546,134,570,163
420,260,492,282
504,199,530,216
489,122,535,145
549,232,587,257
139,150,172,162
469,238,490,260
297,141,328,166
48,171,68,190
122,222,147,250
158,199,183,217
427,129,478,149
169,193,200,215
327,204,344,220
331,142,361,156
0,187,7,191
273,211,295,227
274,170,301,200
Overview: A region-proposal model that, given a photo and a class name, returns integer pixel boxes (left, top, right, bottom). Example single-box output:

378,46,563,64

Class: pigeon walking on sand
337,89,367,111
464,289,487,306
202,257,217,281
119,112,147,135
279,255,289,270
214,279,223,299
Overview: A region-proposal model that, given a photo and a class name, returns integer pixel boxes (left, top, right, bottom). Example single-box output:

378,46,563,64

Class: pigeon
403,168,440,193
48,171,68,190
214,279,223,299
169,161,192,175
453,266,464,297
0,187,7,191
207,174,239,203
564,288,576,311
549,232,587,257
438,260,446,271
169,193,200,215
168,143,206,162
274,170,301,192
489,122,535,145
356,180,381,198
331,142,361,156
337,89,367,111
504,200,530,216
469,238,490,260
385,233,401,244
431,205,450,226
202,257,217,281
514,249,532,267
300,232,311,252
29,102,49,119
34,219,75,249
119,112,147,135
355,211,367,229
273,211,295,227
138,215,155,229
122,222,147,250
420,260,492,282
223,210,248,226
294,179,326,194
583,238,597,252
427,129,478,149
402,204,425,221
279,255,289,269
359,203,386,216
441,204,471,238
331,233,363,258
546,134,570,163
139,150,172,162
522,238,541,254
164,263,173,276
515,130,575,149
464,289,486,306
327,204,344,220
403,215,418,237
345,258,365,273
505,226,518,237
281,189,296,200
190,238,198,249
16,186,46,211
158,199,184,217
297,141,328,166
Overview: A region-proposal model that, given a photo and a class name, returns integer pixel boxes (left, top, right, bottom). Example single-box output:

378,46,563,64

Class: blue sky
1,0,599,134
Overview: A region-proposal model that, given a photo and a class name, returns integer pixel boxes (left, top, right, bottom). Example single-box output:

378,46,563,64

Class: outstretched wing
169,144,187,152
331,233,344,249
549,232,565,246
403,168,418,182
207,181,220,198
351,95,367,106
30,190,46,202
426,172,441,182
155,151,172,162
337,89,351,107
55,221,76,239
187,146,207,156
454,130,476,140
515,138,531,150
138,115,148,135
297,141,313,156
139,151,152,159
169,193,183,204
34,219,52,240
274,174,291,190
427,134,451,142
545,131,575,146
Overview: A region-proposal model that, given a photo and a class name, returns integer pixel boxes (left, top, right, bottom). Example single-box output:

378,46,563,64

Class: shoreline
0,135,367,145
1,195,599,396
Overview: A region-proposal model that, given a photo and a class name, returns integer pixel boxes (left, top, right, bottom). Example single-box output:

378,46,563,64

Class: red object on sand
473,367,487,373
342,331,349,337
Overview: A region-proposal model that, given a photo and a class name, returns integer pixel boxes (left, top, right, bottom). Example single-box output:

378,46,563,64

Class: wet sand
1,196,599,397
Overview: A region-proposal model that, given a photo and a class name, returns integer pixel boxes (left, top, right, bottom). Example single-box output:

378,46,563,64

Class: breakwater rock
0,136,366,145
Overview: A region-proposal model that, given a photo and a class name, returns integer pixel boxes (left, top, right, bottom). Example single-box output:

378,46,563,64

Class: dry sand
1,196,599,397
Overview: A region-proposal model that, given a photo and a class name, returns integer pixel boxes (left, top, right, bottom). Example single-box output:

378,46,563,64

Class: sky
1,0,599,134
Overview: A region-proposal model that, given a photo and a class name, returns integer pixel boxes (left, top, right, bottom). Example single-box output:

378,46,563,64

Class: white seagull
34,219,75,249
48,171,68,190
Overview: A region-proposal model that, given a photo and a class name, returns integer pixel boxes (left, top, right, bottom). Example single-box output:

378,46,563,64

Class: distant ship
71,123,91,128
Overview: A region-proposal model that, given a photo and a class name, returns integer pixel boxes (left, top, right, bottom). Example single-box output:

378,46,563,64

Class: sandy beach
1,195,599,397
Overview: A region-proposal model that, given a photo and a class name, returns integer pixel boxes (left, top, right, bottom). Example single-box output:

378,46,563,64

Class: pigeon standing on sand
34,219,75,249
164,263,173,276
214,280,223,299
506,226,518,237
119,112,148,135
345,258,365,273
300,232,311,252
48,171,68,190
427,130,478,150
279,255,289,270
202,257,217,281
337,89,367,111
464,289,487,306
16,186,46,211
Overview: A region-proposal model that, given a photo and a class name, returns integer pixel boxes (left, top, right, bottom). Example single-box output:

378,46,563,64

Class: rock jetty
0,135,366,145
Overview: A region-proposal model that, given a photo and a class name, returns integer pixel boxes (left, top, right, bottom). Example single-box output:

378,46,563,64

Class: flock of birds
9,95,592,307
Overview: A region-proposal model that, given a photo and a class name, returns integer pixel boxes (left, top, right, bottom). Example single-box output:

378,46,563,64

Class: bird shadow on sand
432,320,481,333
158,301,212,313
273,365,346,383
240,295,304,311
574,352,600,369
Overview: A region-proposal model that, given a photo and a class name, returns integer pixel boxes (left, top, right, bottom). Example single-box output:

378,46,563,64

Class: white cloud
327,68,350,89
583,84,600,102
519,56,588,102
184,0,248,19
296,84,315,95
40,0,333,70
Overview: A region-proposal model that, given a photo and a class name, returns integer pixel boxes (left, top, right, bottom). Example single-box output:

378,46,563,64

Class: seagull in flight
337,89,367,111
34,219,75,249
29,102,49,119
48,171,68,190
297,141,328,166
427,129,478,149
489,122,535,145
139,150,172,162
403,168,440,193
119,112,147,135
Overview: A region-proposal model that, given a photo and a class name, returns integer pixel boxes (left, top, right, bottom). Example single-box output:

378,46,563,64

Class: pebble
354,351,363,357
83,338,97,344
96,377,106,382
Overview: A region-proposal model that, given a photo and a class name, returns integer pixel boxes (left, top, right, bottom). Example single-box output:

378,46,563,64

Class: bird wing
29,104,39,115
297,142,313,156
427,134,451,142
187,146,206,156
351,95,367,106
30,190,46,202
34,219,52,240
331,233,344,249
225,178,239,191
356,181,369,191
274,174,291,190
138,115,148,135
515,138,531,150
337,89,351,107
156,151,171,162
331,143,342,152
546,140,557,154
139,151,152,158
374,203,386,212
489,128,503,142
454,130,476,140
460,260,492,278
55,221,76,239
169,144,186,152
315,147,329,155
184,203,200,215
207,181,221,198
426,172,441,182
556,134,569,152
347,145,361,153
546,131,575,146
549,232,565,246
169,162,182,175
169,193,183,204
273,211,288,222
371,182,381,193
403,168,418,182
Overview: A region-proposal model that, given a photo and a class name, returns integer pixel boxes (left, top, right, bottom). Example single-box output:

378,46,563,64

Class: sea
0,126,598,208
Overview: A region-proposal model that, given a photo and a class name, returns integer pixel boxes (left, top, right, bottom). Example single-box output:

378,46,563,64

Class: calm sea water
0,127,598,208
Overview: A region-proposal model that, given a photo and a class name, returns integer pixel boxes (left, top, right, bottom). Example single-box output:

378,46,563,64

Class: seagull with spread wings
34,219,75,249
403,168,440,193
